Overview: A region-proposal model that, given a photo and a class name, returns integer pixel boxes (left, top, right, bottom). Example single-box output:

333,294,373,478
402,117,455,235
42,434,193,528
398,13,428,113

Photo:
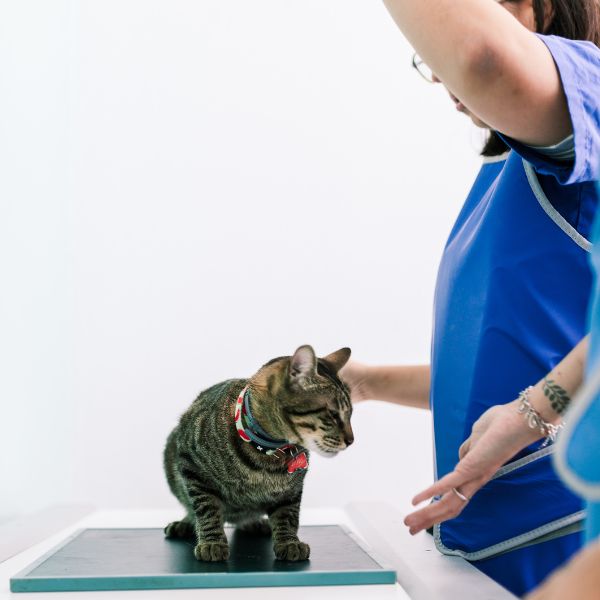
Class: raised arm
381,0,572,145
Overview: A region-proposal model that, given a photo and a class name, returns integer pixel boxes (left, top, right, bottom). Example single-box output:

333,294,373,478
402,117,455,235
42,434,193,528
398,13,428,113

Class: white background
1,0,483,521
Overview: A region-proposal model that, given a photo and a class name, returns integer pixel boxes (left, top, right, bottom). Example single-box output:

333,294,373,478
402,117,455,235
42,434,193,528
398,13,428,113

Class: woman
400,179,600,600
341,0,600,595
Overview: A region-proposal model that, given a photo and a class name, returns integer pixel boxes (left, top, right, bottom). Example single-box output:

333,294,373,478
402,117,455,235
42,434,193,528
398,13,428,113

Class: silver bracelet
517,386,564,447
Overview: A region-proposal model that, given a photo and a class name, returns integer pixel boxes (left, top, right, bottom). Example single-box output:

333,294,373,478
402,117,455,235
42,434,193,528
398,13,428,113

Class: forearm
363,364,430,410
526,538,600,600
469,336,590,452
493,336,590,452
523,335,589,426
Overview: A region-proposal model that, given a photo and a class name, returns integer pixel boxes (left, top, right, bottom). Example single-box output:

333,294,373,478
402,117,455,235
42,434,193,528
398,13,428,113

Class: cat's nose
344,429,354,446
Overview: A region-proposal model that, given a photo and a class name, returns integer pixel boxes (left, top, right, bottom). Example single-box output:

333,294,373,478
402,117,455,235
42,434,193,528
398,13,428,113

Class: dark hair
482,0,600,156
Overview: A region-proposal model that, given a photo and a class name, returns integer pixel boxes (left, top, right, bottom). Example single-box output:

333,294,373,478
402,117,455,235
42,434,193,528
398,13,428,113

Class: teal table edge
11,569,396,592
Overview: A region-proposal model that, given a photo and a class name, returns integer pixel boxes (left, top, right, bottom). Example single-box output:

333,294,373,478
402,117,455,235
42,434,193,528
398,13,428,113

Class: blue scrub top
555,176,600,544
430,34,600,597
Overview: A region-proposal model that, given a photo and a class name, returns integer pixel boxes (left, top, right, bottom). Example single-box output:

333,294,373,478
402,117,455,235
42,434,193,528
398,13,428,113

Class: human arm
381,0,571,146
525,539,600,599
403,335,589,535
339,362,430,410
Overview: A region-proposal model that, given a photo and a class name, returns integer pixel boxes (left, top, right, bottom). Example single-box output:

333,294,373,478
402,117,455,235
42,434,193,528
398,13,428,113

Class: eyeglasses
412,0,510,83
412,53,434,83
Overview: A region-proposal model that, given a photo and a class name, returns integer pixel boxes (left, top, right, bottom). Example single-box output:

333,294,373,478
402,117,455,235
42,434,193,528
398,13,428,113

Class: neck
234,385,310,474
235,386,288,449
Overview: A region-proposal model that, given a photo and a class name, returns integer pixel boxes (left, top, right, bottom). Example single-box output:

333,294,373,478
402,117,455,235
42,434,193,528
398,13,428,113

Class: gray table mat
11,525,396,592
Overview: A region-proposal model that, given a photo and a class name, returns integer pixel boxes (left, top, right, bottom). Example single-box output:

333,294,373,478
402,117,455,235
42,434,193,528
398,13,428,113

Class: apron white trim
555,367,600,500
434,511,585,561
435,445,585,560
523,159,592,252
491,446,555,480
482,151,511,164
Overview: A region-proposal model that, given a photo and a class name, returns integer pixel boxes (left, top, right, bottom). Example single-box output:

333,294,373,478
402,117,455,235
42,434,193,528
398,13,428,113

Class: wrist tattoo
543,378,571,415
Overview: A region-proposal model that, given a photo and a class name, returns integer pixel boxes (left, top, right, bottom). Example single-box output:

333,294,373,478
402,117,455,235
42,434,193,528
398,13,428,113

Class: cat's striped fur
163,345,353,562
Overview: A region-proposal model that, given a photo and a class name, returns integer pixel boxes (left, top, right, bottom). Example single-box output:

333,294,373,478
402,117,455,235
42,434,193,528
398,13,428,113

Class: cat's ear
289,345,317,386
321,347,351,373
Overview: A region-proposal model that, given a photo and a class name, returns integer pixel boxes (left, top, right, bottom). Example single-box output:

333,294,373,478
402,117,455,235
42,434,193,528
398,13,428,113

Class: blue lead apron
430,151,591,591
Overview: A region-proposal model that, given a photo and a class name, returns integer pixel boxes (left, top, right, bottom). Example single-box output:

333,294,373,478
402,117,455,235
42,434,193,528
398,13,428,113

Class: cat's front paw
194,541,230,562
274,540,310,561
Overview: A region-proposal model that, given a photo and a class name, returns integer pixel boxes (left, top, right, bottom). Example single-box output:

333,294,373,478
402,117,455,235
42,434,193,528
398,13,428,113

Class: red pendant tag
287,452,308,474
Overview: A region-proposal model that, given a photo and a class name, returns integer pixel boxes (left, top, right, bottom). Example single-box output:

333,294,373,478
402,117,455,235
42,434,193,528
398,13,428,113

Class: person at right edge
400,175,600,599
340,0,600,596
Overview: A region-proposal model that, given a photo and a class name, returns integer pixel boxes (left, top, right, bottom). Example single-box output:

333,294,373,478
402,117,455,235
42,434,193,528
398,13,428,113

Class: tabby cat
163,345,353,562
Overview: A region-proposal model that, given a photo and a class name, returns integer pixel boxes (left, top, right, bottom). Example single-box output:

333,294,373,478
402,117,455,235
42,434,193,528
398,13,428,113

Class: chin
318,449,339,458
305,439,340,458
469,114,489,129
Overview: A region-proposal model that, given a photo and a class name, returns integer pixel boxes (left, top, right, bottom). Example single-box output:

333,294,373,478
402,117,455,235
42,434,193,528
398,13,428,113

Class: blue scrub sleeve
498,34,600,185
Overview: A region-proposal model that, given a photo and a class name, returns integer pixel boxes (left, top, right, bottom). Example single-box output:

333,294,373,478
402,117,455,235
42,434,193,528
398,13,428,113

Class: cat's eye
288,407,326,417
328,410,342,424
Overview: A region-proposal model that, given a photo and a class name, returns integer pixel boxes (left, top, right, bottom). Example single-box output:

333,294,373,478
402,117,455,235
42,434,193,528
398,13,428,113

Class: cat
163,344,353,562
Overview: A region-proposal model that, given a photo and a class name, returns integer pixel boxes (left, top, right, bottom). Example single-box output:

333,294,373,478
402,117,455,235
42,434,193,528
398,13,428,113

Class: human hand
338,360,370,404
404,401,541,535
525,540,600,599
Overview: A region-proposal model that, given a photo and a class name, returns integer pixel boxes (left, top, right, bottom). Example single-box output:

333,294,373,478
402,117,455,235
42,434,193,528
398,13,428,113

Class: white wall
1,0,483,519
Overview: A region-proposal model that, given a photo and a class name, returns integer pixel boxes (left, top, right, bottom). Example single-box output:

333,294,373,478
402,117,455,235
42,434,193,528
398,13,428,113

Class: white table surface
0,504,516,599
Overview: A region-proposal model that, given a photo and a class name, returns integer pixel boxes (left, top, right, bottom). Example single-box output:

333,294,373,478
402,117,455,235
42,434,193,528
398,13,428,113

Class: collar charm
286,451,308,474
234,385,309,474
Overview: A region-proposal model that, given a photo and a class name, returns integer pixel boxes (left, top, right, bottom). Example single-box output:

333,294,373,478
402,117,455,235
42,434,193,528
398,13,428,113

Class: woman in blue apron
403,179,600,599
341,0,600,596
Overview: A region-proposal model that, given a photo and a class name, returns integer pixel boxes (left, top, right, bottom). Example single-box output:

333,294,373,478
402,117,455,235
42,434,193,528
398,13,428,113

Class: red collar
234,385,309,474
